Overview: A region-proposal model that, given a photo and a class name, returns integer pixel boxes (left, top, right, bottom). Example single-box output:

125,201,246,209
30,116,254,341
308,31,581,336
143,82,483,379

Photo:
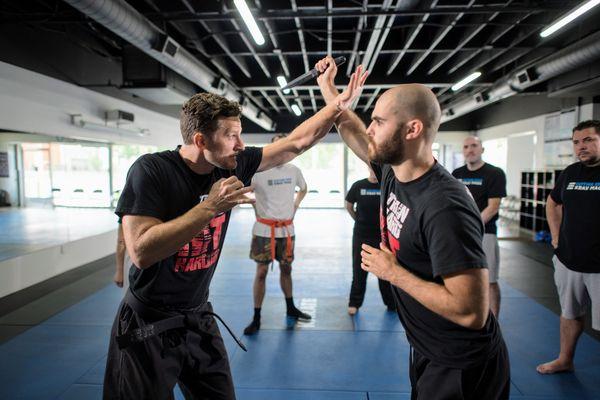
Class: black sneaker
287,308,312,320
243,320,260,335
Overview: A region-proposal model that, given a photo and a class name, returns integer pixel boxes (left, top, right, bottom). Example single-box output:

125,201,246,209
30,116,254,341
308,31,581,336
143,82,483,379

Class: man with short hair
316,56,509,399
537,119,600,375
243,134,310,335
103,64,367,400
453,136,507,317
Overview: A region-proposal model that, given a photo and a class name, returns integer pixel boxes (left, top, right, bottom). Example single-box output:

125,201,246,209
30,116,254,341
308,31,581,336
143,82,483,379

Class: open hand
335,65,368,112
205,176,255,213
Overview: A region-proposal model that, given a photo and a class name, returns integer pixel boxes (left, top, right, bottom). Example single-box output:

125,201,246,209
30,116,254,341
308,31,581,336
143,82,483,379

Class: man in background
453,136,507,317
243,134,310,335
537,120,600,374
345,167,395,315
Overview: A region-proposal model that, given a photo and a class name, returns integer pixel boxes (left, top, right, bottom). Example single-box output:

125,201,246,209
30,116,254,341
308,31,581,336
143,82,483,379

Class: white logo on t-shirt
566,181,600,191
386,192,410,239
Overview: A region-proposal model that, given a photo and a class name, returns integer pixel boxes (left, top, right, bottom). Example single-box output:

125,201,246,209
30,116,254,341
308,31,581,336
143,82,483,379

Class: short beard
580,155,600,167
369,126,405,165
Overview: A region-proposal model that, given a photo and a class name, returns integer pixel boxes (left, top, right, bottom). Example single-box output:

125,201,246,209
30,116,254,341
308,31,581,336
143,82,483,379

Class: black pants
350,232,395,308
409,342,510,400
103,300,235,400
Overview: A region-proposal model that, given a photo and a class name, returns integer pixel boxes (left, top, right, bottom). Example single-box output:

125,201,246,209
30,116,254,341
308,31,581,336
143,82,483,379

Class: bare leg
244,263,269,335
280,262,311,320
536,316,583,374
253,263,269,308
490,282,501,318
279,262,293,298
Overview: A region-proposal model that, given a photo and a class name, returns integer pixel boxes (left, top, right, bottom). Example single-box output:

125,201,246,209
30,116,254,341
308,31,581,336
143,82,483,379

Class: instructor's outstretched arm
316,56,370,164
258,65,368,172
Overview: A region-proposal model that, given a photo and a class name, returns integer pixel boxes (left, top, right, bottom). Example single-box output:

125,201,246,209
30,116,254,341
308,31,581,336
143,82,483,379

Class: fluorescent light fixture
277,75,290,94
71,114,150,137
234,0,265,45
540,0,600,38
451,71,482,92
70,136,111,143
291,104,302,116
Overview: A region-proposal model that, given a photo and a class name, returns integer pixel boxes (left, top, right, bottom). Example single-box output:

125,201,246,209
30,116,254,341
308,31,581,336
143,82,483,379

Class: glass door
21,143,53,207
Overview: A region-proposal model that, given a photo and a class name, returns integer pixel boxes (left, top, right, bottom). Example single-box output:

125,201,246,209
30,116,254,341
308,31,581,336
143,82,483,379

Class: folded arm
361,243,490,329
123,176,254,269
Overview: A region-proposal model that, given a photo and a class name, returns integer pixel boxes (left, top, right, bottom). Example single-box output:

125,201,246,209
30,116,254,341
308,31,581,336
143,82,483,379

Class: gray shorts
482,234,500,284
553,255,600,330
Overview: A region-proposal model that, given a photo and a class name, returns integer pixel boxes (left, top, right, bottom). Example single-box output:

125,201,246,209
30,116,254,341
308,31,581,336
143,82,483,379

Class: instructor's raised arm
316,56,370,164
258,65,368,172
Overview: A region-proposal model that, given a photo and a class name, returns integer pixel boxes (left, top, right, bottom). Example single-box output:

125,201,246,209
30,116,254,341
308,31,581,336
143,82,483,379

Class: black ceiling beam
148,5,571,23
204,46,540,58
0,15,546,30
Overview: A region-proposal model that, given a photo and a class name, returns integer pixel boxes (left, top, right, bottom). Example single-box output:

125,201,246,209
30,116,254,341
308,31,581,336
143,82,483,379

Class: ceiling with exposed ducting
1,0,600,132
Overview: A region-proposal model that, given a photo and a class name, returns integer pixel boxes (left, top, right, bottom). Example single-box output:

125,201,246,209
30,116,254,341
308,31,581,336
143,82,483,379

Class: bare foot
348,306,358,315
536,359,574,374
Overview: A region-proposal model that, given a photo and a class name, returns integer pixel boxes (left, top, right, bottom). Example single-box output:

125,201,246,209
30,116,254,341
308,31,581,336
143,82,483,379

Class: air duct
442,30,600,122
62,0,274,131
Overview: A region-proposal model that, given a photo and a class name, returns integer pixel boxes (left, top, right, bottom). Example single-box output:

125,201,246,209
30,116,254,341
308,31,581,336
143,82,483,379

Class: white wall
0,61,180,147
0,229,117,298
506,133,536,197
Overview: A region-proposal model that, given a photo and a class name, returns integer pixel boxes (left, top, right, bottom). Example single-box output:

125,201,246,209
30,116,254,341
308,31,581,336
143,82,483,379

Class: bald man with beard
453,136,507,318
316,56,510,400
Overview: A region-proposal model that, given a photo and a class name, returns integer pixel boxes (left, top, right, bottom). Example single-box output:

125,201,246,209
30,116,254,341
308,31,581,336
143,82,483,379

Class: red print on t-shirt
174,213,227,272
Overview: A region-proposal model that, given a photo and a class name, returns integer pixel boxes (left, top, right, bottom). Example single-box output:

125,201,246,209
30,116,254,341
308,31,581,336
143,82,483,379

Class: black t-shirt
452,163,506,235
372,161,502,369
116,146,263,309
550,162,600,273
345,178,381,236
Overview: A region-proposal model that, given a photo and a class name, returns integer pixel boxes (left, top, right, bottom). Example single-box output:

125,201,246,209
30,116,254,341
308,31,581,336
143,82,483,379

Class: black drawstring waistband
116,290,247,352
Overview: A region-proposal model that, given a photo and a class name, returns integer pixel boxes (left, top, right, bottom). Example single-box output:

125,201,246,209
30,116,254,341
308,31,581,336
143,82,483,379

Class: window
51,143,110,207
111,144,158,206
346,148,370,191
292,143,345,208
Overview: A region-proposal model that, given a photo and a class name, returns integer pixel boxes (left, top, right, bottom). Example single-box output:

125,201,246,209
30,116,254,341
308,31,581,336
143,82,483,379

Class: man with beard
315,56,510,399
453,136,506,318
104,64,367,400
537,120,600,375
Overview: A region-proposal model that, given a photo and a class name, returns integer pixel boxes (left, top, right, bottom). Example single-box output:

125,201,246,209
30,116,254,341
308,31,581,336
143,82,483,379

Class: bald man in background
453,137,507,318
316,56,510,399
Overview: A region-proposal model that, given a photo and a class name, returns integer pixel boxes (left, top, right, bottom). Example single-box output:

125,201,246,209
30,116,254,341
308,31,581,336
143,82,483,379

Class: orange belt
257,218,294,261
